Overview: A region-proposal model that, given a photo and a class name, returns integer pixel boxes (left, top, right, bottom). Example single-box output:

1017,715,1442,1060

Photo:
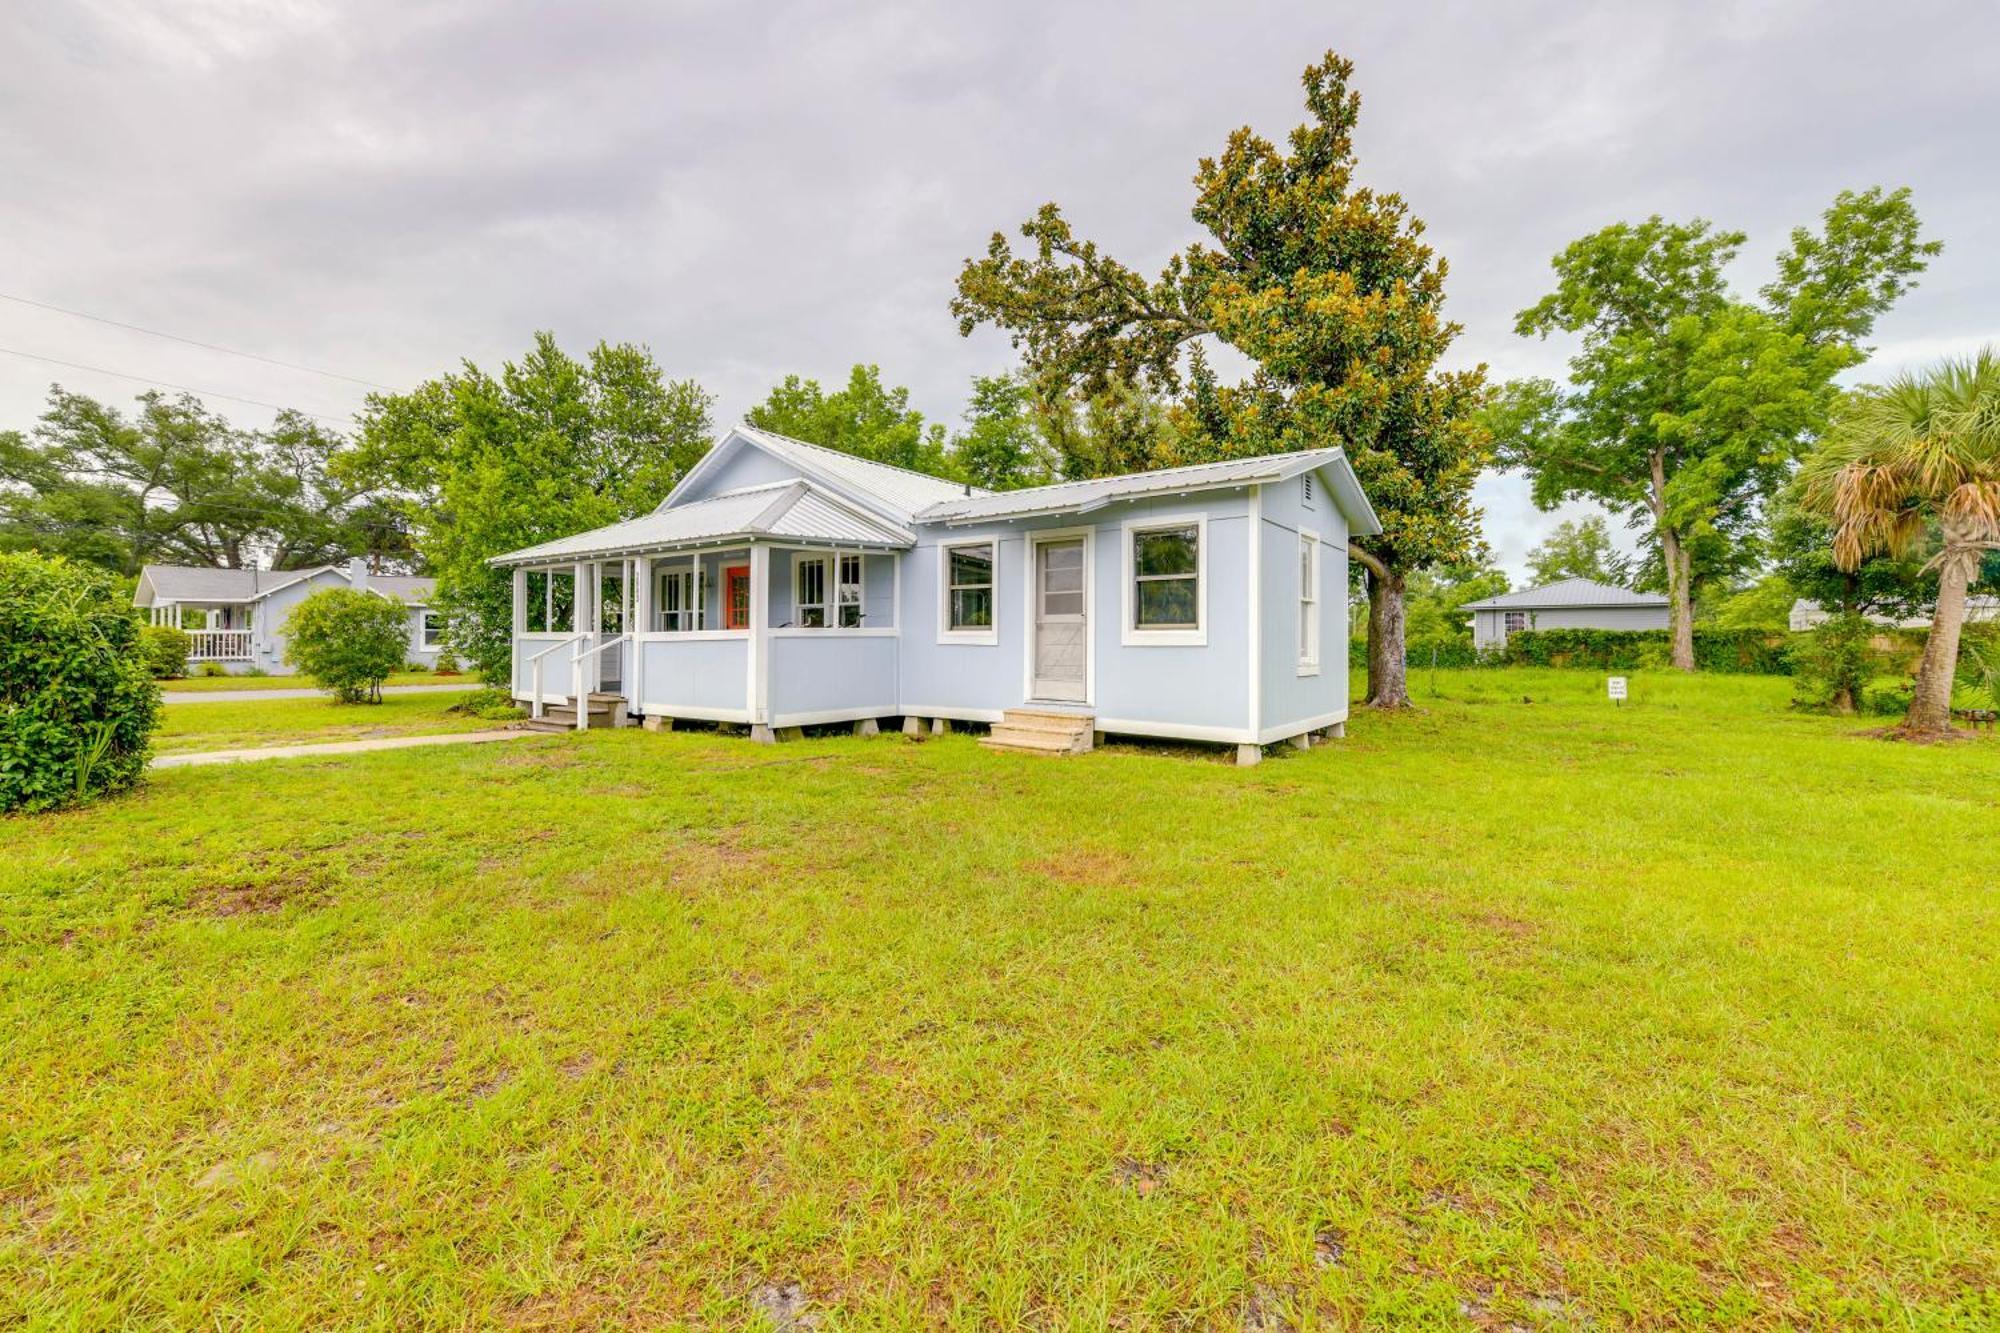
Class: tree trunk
1903,528,1977,737
1364,567,1411,709
1661,525,1696,672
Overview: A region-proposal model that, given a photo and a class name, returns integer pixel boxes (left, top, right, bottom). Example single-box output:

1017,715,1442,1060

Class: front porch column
511,567,527,636
631,555,652,709
748,544,770,727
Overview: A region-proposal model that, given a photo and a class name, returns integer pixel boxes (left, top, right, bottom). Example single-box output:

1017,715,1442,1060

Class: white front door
1032,537,1087,702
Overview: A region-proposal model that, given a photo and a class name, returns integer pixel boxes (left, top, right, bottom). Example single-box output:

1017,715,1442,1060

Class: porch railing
527,634,583,720
186,629,252,661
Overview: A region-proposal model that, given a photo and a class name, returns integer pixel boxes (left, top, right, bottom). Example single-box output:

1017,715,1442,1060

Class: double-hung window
792,553,867,629
1297,531,1320,674
794,555,828,627
656,566,697,632
1124,517,1205,645
1503,610,1528,634
835,554,863,628
940,540,996,643
420,611,446,650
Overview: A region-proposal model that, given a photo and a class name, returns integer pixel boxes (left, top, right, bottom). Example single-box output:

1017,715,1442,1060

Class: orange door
724,565,750,630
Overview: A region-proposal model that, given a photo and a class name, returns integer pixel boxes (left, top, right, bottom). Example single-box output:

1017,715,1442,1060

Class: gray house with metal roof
1462,577,1670,650
133,559,444,675
490,425,1380,763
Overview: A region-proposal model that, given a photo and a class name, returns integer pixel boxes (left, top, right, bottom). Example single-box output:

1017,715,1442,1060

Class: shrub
433,648,461,675
138,624,192,679
448,686,523,721
0,552,161,813
1863,679,1915,716
196,661,228,678
1789,613,1877,713
403,661,432,674
284,589,413,703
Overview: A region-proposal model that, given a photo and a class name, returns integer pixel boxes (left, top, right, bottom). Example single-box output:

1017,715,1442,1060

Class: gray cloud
5,0,1995,576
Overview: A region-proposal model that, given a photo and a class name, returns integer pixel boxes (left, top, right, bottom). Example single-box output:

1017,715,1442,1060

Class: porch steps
524,692,629,733
980,708,1095,757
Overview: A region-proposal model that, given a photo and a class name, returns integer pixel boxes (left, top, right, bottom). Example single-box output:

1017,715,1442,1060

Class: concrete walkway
162,682,484,704
155,728,533,768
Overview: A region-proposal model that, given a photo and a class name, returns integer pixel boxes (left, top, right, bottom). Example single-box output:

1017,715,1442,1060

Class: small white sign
1607,676,1628,703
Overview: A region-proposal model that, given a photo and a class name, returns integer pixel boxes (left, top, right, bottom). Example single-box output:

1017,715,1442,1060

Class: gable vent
1302,475,1315,506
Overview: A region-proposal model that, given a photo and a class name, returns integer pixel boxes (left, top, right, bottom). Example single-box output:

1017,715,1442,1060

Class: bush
138,624,191,679
0,553,161,813
284,589,414,703
1789,613,1878,713
448,686,523,721
403,661,432,674
196,661,228,678
1863,679,1914,716
433,648,461,675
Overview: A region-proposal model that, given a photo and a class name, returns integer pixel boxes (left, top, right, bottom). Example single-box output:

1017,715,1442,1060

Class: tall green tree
950,372,1055,491
1801,351,2000,737
3,388,398,574
353,332,713,679
1524,515,1632,587
1490,189,1939,670
952,50,1490,707
747,364,958,478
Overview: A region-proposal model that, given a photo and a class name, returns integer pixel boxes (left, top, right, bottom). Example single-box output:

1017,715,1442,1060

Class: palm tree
1801,350,2000,736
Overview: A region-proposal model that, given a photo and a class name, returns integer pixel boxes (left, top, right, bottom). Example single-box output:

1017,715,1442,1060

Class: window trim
792,551,829,628
1120,512,1208,647
936,538,999,645
419,610,446,651
655,562,699,632
1503,610,1529,634
1297,528,1322,676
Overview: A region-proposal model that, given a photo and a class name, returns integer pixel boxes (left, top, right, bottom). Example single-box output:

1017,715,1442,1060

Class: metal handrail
568,633,630,731
526,633,582,720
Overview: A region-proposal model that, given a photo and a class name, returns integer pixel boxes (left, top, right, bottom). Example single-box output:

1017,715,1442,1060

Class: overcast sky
5,0,1995,576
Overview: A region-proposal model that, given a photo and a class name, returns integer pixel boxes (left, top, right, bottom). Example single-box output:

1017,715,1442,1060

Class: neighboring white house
1788,597,2000,632
133,558,445,674
489,425,1381,763
1462,577,1671,650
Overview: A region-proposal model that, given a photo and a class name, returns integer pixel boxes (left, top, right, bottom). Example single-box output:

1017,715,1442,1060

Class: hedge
1497,628,1793,674
0,552,162,813
1347,628,1796,674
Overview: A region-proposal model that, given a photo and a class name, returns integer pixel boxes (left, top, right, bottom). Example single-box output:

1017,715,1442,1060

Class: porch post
511,567,527,635
748,543,773,742
632,555,652,711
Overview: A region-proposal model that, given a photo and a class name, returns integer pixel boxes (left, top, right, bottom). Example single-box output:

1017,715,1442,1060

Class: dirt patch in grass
191,857,338,916
1029,848,1136,887
1466,909,1539,940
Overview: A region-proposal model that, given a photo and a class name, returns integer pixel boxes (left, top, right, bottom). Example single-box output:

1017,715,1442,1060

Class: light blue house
492,426,1379,763
135,559,446,675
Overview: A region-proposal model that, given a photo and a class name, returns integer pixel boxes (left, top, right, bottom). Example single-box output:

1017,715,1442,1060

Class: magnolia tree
952,51,1490,708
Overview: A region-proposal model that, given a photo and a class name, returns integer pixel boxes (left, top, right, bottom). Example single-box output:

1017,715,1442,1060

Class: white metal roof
488,479,914,566
664,425,986,524
1461,577,1668,611
914,446,1381,534
135,564,435,605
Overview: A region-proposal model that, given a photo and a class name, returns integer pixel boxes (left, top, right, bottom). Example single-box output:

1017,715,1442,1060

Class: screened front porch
507,542,901,737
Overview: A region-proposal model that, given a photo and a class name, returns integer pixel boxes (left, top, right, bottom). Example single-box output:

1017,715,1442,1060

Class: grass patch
154,692,499,754
162,671,477,694
2,669,1996,1326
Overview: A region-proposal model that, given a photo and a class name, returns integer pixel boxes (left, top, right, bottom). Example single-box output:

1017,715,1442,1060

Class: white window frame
419,610,446,650
655,563,697,632
1297,528,1320,675
937,538,999,645
1503,610,1529,634
792,551,830,628
1120,512,1207,647
835,551,863,629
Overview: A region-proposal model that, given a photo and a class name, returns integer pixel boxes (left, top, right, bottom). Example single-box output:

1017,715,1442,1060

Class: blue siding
637,638,749,717
676,444,797,502
1256,472,1351,736
768,635,898,723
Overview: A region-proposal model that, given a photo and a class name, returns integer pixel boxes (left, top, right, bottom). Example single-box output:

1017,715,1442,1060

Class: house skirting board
768,704,900,728
633,702,755,724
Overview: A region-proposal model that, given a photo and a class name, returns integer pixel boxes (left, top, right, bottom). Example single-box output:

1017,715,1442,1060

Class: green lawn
162,670,478,694
155,691,500,755
3,670,1996,1327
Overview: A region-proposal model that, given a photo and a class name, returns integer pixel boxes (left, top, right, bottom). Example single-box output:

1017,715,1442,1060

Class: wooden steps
525,692,628,733
980,708,1094,757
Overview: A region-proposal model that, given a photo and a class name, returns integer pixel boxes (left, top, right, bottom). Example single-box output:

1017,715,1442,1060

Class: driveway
162,683,485,704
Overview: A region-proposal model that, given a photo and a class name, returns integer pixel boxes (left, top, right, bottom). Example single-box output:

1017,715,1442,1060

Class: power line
0,292,395,390
0,346,357,427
